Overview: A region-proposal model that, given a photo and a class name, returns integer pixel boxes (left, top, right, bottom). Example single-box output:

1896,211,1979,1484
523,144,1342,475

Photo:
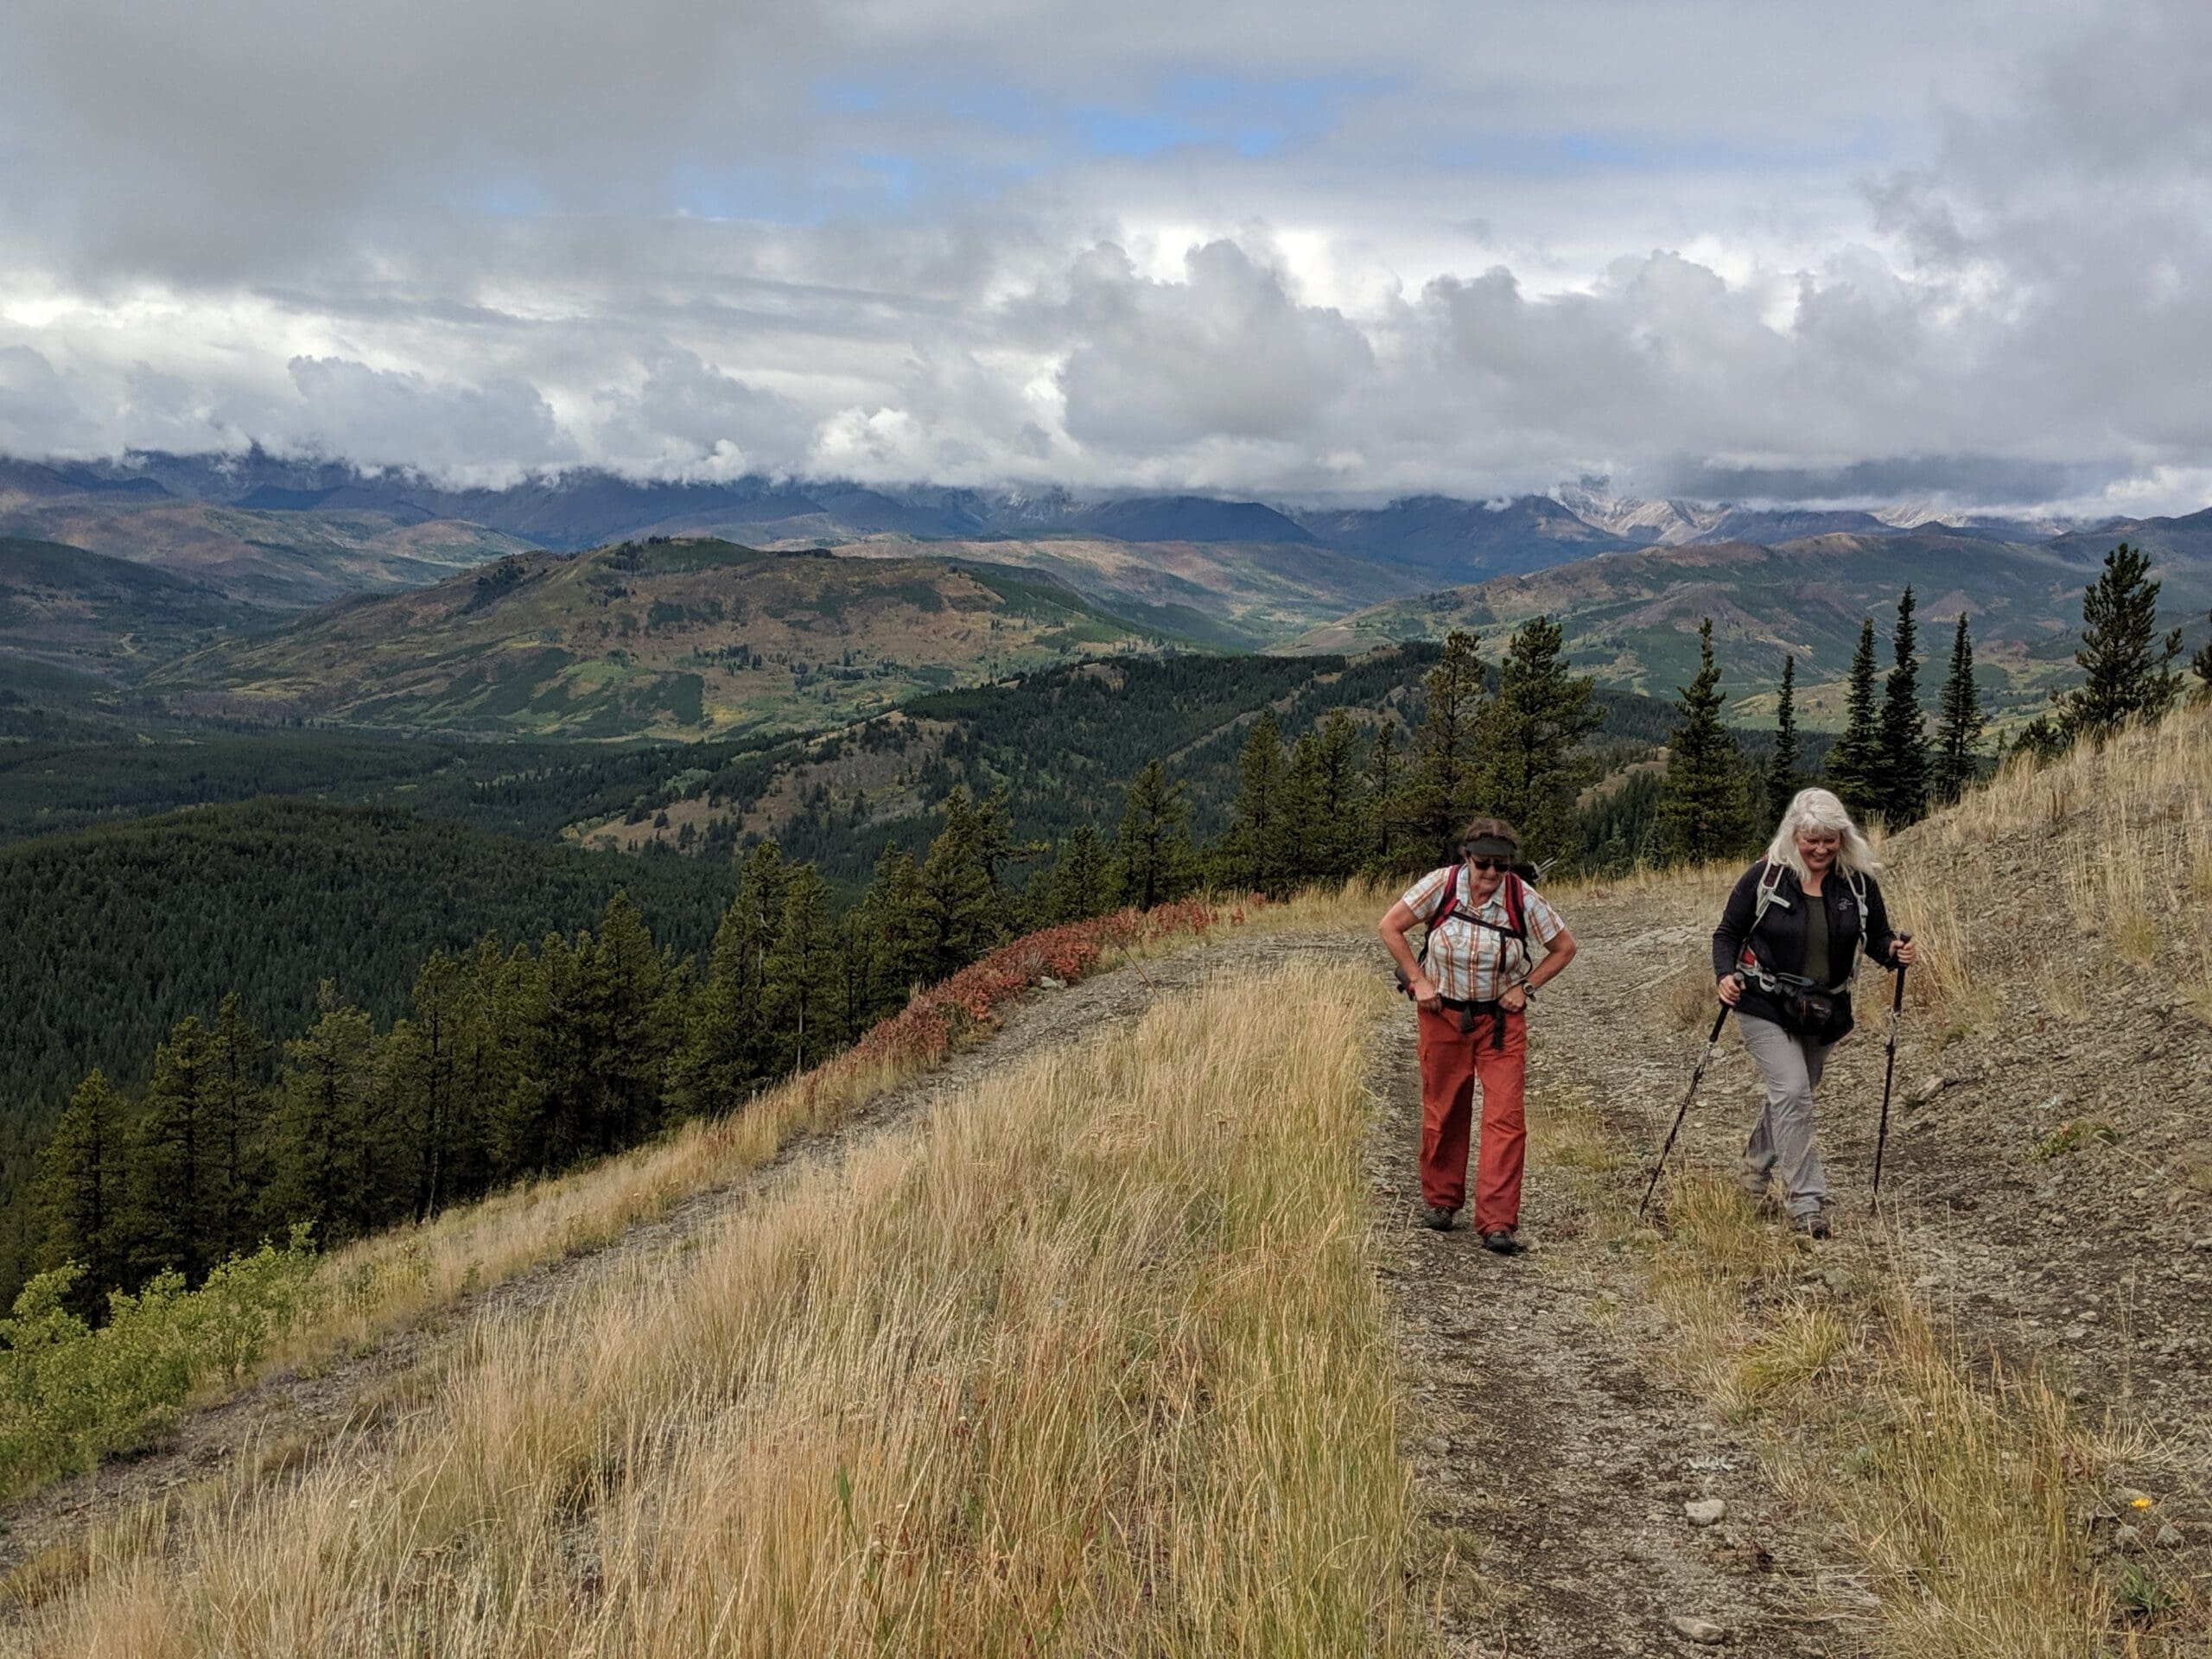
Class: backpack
1403,865,1532,991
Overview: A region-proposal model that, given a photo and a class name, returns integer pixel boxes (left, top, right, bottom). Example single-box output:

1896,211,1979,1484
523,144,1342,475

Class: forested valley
3,572,2057,1315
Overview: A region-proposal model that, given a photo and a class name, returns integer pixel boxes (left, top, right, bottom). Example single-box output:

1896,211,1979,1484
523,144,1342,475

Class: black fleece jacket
1711,859,1901,1033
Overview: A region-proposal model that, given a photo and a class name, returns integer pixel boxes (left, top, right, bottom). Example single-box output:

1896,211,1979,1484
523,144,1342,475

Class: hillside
0,466,532,609
6,712,2209,1651
149,538,1183,739
823,531,1419,645
0,798,734,1270
0,536,262,673
1294,527,2212,719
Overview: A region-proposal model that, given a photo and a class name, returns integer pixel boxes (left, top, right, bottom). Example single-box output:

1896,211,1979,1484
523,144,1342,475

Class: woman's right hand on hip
1412,975,1443,1013
1715,975,1742,1007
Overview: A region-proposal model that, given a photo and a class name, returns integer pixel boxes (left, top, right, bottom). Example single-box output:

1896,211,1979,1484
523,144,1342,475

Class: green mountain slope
0,536,264,674
1292,531,2212,721
0,491,534,609
150,538,1190,740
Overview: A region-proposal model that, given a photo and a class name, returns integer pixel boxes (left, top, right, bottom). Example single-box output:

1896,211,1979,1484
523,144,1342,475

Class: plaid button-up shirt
1400,865,1567,1003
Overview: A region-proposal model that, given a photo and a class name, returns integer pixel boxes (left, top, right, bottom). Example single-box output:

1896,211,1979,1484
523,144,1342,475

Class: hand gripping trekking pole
1868,936,1912,1211
1638,999,1732,1218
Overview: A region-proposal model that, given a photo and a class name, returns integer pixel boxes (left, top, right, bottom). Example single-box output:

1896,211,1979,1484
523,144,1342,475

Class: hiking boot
1789,1211,1832,1241
1481,1230,1522,1255
1419,1205,1457,1231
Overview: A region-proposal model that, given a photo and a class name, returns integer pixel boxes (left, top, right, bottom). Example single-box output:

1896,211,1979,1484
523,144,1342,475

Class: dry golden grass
13,961,1416,1657
1643,1171,2140,1657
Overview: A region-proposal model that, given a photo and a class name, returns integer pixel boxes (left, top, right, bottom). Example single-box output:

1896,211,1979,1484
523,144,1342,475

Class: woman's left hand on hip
1500,983,1529,1013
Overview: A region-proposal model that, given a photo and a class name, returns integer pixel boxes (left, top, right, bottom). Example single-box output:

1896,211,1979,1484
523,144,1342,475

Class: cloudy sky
0,0,2203,511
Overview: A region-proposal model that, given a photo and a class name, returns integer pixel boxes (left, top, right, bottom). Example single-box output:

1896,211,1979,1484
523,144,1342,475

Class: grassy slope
1292,530,2212,722
0,495,533,609
0,537,260,675
151,539,1190,741
11,938,1414,1655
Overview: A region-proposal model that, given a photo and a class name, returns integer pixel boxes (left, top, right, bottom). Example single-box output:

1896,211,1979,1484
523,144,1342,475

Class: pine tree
1043,824,1113,924
1363,716,1401,868
1824,616,1882,822
129,1014,217,1283
677,849,788,1118
34,1070,127,1313
2193,611,2212,700
206,991,270,1260
1661,618,1749,863
261,991,378,1246
764,864,838,1074
1115,760,1193,911
1227,710,1288,894
579,891,677,1155
1281,729,1325,889
1765,654,1802,824
391,955,459,1224
1930,613,1986,806
1472,614,1602,866
1310,708,1368,882
1876,586,1929,827
918,788,1000,978
861,844,933,1012
2058,543,2183,739
1402,630,1487,866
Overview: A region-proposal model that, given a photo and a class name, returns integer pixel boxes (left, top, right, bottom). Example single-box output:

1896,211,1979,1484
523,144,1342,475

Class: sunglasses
1463,855,1515,873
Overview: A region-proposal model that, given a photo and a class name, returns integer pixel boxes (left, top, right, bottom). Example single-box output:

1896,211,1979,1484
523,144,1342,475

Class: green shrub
0,1230,320,1497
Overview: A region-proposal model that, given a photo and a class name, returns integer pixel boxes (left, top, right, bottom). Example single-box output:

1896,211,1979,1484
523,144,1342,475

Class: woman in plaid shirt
1377,817,1578,1252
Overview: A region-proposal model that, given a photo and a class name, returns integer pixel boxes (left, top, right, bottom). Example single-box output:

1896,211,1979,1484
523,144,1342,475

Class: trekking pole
1868,937,1912,1211
1638,997,1732,1218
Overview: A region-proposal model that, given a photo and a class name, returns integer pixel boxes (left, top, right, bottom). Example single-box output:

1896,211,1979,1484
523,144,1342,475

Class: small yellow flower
2130,1497,2154,1510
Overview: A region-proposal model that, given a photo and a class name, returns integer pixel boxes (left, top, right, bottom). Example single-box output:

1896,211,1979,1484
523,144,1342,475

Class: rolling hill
149,537,1187,740
0,536,264,673
1292,528,2212,721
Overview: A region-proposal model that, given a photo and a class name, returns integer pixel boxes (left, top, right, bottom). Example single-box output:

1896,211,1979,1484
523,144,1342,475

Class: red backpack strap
1502,873,1527,942
1418,866,1461,956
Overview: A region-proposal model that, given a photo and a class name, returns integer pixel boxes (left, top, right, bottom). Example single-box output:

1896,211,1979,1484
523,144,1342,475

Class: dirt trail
1363,942,1859,1656
0,931,1336,1585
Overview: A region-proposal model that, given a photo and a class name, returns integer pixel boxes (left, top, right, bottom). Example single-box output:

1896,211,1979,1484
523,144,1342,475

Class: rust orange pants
1414,1003,1528,1232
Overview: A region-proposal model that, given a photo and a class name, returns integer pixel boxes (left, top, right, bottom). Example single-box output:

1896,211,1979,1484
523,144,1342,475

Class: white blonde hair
1764,787,1881,883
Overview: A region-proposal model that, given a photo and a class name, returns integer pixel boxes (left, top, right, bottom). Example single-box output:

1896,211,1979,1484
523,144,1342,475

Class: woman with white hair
1710,787,1916,1237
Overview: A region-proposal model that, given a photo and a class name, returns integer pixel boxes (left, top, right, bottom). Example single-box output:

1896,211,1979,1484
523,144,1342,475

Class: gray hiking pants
1736,1014,1831,1219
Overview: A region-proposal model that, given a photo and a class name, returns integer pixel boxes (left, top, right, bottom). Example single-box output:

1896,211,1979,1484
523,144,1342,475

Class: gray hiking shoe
1419,1205,1457,1231
1789,1211,1832,1241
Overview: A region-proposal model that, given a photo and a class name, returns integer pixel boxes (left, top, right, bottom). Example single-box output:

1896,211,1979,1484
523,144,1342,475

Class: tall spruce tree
918,788,1000,978
1310,708,1368,883
1661,618,1749,863
130,1014,217,1283
1875,586,1929,826
1115,760,1193,910
1402,630,1487,866
260,991,378,1245
34,1070,127,1313
207,991,270,1259
1930,613,1986,806
1227,710,1289,895
2058,543,2183,739
764,865,838,1074
1824,616,1883,821
1765,654,1802,824
1041,824,1113,924
1281,728,1326,889
2193,610,2212,699
1471,614,1602,866
1363,716,1402,868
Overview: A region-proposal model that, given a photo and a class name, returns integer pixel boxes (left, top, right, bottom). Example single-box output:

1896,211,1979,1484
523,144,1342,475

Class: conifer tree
1472,614,1602,866
1043,824,1113,923
764,864,838,1074
1310,708,1368,882
2193,611,2212,700
1765,654,1802,824
130,1014,217,1283
34,1070,127,1312
1402,630,1487,866
1363,715,1401,868
1661,618,1749,863
1824,616,1883,821
1115,760,1193,911
678,851,788,1118
2058,543,2183,739
261,991,378,1246
1876,586,1929,826
1227,710,1288,894
580,891,677,1154
1930,613,1986,806
207,991,270,1260
391,955,459,1224
861,843,933,1011
919,788,1000,977
1281,728,1325,888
